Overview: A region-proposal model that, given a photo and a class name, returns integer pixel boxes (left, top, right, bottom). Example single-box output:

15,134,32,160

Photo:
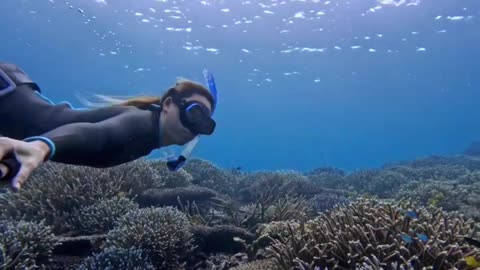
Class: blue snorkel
203,69,218,109
166,69,218,171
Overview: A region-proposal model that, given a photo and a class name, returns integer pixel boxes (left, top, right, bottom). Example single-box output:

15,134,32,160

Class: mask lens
185,103,216,135
0,77,8,90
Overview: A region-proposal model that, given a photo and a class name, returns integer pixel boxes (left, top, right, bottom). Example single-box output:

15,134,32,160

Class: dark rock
53,234,106,256
192,225,255,254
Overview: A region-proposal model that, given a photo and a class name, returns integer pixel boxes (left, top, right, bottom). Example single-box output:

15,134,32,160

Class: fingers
0,163,8,178
11,164,34,191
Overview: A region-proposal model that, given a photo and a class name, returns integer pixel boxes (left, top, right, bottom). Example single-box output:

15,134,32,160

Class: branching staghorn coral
396,180,480,221
387,164,472,183
239,171,322,204
76,247,156,270
105,206,194,269
342,170,410,198
177,198,229,226
229,259,277,270
190,253,249,270
183,159,241,197
265,199,480,270
228,195,313,231
67,196,139,235
247,220,304,261
0,160,158,234
395,180,465,209
458,170,480,185
385,155,480,171
0,220,57,270
265,195,313,222
227,171,323,230
306,167,346,182
310,192,351,214
135,186,223,208
149,159,194,188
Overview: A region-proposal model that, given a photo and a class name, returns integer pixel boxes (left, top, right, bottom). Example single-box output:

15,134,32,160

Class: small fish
403,210,418,219
416,233,428,242
465,256,480,268
401,233,413,243
233,237,245,244
464,237,480,248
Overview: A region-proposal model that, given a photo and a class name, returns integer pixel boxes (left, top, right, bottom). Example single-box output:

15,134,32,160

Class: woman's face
163,93,212,145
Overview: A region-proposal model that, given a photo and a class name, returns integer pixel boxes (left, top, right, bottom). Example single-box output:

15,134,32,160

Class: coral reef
265,199,480,270
105,206,194,269
76,247,156,270
1,152,479,270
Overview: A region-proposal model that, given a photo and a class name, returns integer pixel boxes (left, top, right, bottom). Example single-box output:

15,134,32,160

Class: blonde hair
79,78,215,110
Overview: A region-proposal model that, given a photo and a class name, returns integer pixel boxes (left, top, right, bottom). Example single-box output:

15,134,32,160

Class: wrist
23,136,56,161
29,140,51,161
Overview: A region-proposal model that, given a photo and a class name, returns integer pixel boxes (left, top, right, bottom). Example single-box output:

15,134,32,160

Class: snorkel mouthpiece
167,69,218,171
166,155,187,172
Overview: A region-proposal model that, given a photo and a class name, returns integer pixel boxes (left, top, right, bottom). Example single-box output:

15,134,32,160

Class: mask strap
0,69,16,97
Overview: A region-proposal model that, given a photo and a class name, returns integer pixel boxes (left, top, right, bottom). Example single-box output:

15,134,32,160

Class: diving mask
174,98,216,136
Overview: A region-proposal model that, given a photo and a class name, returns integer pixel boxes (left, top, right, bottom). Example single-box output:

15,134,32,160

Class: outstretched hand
0,137,50,191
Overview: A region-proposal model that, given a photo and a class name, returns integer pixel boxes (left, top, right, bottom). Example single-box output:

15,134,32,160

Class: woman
0,62,217,190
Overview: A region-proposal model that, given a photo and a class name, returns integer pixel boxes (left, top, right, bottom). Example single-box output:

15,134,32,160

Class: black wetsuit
0,62,161,167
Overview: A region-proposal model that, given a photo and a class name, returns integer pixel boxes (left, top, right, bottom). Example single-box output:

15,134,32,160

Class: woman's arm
41,107,160,168
0,106,160,191
0,84,132,140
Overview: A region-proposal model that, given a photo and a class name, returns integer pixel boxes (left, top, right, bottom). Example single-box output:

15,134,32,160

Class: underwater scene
1,0,480,269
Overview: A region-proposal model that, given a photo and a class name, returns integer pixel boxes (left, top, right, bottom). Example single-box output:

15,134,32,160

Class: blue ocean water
0,0,479,173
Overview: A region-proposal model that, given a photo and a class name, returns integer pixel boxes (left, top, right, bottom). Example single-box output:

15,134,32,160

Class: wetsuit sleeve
41,107,160,168
0,84,132,140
